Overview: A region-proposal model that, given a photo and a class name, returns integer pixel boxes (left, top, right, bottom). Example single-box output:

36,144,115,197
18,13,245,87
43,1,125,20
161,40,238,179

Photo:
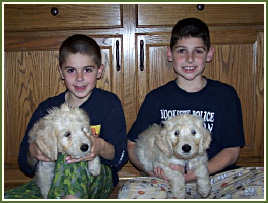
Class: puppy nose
80,144,89,152
182,144,191,153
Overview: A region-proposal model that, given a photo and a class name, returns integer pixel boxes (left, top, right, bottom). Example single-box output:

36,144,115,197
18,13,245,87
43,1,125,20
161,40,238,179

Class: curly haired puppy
135,114,211,198
28,103,101,198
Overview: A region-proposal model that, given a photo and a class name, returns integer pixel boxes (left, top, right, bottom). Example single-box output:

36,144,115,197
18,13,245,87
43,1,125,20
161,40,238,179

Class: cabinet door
4,34,123,187
135,28,264,166
137,4,264,26
5,4,122,31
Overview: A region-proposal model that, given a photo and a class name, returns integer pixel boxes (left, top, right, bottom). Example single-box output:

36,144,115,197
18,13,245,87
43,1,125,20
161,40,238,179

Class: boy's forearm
127,140,148,174
98,139,115,160
208,147,240,175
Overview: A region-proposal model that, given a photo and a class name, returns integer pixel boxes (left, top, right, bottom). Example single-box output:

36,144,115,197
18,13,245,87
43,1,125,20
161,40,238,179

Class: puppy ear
30,119,58,161
35,131,58,161
155,131,173,158
199,127,211,154
161,120,172,130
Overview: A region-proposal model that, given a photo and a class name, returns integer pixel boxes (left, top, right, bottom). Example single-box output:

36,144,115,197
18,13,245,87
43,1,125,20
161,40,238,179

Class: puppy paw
88,156,101,176
171,189,185,199
89,166,101,176
170,193,185,199
198,185,211,198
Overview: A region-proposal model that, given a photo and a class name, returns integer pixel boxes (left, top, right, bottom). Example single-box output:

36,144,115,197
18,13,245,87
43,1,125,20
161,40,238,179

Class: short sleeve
220,88,245,148
100,98,128,172
127,93,160,142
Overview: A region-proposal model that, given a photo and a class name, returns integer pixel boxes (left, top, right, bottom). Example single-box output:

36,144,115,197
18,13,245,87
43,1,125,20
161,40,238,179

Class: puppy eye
174,130,179,136
160,122,165,128
64,131,71,137
191,130,196,136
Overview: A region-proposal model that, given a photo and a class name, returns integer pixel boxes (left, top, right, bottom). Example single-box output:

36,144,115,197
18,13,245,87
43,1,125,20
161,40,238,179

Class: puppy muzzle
182,144,191,153
174,142,197,159
80,143,90,152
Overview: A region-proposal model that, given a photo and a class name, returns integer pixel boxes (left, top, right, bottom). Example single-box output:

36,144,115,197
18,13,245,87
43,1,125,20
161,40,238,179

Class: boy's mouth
182,66,197,73
74,85,87,92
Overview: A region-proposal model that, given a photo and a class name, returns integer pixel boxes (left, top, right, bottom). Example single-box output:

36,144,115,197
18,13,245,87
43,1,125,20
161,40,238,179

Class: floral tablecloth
118,167,264,199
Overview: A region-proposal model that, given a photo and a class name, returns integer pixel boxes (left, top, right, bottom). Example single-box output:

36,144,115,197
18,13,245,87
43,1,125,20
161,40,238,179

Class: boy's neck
176,77,207,93
65,91,91,108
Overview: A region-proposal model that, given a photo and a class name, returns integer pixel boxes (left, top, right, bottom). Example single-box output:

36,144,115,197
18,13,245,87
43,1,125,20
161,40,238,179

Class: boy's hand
65,152,96,163
148,167,168,181
65,136,103,163
29,142,51,162
184,170,196,182
169,163,197,182
168,163,184,173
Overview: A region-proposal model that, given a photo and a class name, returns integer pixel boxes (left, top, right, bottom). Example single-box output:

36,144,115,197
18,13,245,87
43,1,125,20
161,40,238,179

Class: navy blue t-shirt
128,79,245,171
18,88,128,186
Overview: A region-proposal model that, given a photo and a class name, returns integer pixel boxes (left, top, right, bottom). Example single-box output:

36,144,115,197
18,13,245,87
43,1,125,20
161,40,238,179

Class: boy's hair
59,34,101,67
170,18,210,50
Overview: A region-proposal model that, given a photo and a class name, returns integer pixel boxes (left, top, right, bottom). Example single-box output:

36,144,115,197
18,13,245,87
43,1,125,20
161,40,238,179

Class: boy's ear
58,66,64,80
206,47,215,62
167,47,173,62
96,64,104,80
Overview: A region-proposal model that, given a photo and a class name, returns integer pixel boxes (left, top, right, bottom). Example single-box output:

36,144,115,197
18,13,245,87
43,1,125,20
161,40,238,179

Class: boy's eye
177,49,186,54
195,49,205,54
84,67,94,73
66,68,75,73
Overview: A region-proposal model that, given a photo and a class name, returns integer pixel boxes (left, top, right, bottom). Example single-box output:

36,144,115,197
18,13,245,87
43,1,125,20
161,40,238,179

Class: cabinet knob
50,7,59,16
196,4,205,11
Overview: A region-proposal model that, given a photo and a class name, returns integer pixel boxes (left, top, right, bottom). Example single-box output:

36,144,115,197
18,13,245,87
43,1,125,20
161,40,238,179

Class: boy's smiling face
59,53,103,103
168,37,214,82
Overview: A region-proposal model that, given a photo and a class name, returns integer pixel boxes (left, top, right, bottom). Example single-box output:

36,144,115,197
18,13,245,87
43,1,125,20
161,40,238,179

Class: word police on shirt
160,109,215,132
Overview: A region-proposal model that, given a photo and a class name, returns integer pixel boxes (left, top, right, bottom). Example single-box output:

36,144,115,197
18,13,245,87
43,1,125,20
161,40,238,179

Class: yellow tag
90,125,101,136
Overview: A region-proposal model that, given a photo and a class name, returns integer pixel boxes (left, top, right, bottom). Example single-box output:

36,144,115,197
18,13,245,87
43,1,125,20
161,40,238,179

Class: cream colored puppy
135,114,211,198
28,103,101,198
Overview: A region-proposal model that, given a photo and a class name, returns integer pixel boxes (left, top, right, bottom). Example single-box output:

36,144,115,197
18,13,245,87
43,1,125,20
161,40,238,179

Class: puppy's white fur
135,114,211,198
28,103,101,198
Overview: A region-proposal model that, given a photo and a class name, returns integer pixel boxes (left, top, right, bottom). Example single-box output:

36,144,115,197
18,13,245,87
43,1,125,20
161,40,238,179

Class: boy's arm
207,147,240,174
128,140,171,179
98,98,128,171
181,147,240,182
18,134,35,177
168,147,240,182
127,93,161,175
95,138,115,160
127,140,145,172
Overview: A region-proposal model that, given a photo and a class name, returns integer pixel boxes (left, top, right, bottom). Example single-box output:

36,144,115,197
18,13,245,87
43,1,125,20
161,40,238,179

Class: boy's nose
186,53,194,63
76,70,84,81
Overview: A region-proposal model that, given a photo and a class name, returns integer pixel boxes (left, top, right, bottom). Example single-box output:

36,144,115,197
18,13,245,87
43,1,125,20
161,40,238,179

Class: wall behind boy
4,4,264,188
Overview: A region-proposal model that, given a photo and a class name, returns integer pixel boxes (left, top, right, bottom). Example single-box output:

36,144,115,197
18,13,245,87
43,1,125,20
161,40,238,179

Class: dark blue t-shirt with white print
128,78,245,172
18,88,128,186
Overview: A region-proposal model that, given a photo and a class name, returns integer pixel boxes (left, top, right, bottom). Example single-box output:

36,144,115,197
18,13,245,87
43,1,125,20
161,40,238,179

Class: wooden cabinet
4,4,264,189
4,4,123,31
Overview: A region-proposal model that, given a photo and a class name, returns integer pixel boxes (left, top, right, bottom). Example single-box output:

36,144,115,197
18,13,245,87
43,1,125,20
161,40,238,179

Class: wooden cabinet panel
137,4,264,27
4,4,122,31
136,33,176,110
94,36,124,100
4,51,65,167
